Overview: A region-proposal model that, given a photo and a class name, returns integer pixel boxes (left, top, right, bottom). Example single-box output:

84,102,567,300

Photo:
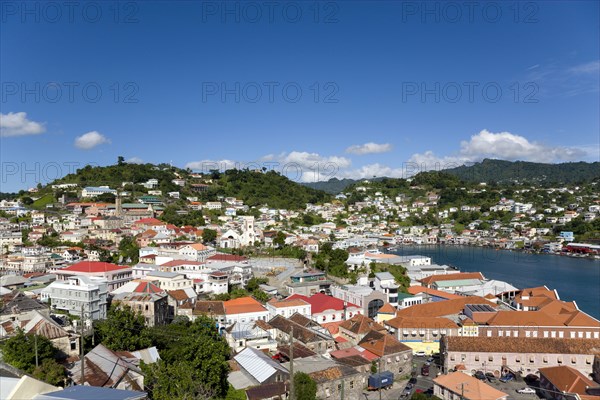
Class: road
363,356,440,400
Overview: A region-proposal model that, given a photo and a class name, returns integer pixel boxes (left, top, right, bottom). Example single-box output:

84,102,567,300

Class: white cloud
74,131,111,150
185,159,240,171
0,112,46,137
126,157,144,164
568,60,600,75
345,142,393,155
340,163,407,180
186,152,352,183
408,129,588,171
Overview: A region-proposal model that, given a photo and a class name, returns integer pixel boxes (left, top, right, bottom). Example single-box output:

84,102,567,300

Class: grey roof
227,370,259,390
0,275,27,286
234,347,289,383
0,377,19,399
375,272,395,281
34,386,147,400
146,271,180,278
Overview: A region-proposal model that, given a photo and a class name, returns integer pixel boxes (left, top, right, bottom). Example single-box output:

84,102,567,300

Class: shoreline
384,242,600,262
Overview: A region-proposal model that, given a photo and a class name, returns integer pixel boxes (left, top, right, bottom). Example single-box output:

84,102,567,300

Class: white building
266,298,311,319
223,297,270,327
81,186,117,198
42,276,108,320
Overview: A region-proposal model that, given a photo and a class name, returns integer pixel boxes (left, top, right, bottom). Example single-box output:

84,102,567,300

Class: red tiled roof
407,286,464,300
288,293,359,314
133,281,164,294
62,261,129,273
223,296,267,315
420,272,485,285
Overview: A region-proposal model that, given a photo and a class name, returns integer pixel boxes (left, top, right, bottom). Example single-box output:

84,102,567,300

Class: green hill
444,159,600,184
301,178,359,194
45,162,331,210
206,169,331,209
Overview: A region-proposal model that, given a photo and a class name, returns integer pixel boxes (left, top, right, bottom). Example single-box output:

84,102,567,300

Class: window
450,355,455,361
337,384,342,391
571,357,577,364
350,381,354,389
475,355,480,362
570,331,576,338
487,331,492,337
488,356,493,362
579,332,584,338
499,331,503,337
586,332,592,339
559,331,564,338
595,332,599,339
543,331,549,338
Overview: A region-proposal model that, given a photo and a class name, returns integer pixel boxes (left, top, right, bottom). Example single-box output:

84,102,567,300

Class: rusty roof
358,330,412,357
444,336,600,355
70,344,142,389
339,314,386,335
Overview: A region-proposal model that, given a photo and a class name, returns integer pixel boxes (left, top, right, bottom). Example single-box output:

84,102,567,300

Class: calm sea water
391,245,600,319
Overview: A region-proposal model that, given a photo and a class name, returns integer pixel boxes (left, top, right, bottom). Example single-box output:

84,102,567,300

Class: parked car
421,365,430,376
415,351,426,357
500,374,515,383
485,372,496,382
517,388,537,394
474,371,486,381
426,357,435,363
524,374,540,383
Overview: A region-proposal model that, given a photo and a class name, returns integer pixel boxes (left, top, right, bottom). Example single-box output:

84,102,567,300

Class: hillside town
0,167,599,400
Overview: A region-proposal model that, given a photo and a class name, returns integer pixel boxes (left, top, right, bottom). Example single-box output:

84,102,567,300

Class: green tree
246,277,268,292
294,372,317,400
202,228,217,243
251,290,270,303
33,358,67,386
143,316,231,399
118,236,140,264
274,231,286,248
1,331,59,373
95,305,152,351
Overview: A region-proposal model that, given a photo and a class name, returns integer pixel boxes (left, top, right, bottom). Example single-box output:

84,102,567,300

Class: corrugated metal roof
234,347,288,384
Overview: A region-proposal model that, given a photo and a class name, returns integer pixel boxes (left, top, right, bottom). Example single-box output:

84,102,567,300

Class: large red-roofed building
55,261,132,291
288,293,362,324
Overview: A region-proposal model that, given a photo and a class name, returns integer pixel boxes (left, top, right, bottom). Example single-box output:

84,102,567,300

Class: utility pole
80,305,85,385
378,356,382,400
34,334,38,368
289,326,294,400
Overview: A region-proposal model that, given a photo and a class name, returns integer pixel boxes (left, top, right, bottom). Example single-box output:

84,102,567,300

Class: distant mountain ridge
301,159,599,194
443,159,600,184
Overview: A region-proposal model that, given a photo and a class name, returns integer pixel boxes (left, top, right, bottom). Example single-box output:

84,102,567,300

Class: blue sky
1,0,598,191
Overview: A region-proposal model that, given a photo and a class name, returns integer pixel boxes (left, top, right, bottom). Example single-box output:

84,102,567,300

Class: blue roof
34,386,147,400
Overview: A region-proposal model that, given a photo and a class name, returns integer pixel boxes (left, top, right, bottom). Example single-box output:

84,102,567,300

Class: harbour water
390,245,600,319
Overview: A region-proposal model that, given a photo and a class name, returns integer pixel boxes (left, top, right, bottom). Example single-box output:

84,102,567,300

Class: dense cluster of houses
0,176,599,399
